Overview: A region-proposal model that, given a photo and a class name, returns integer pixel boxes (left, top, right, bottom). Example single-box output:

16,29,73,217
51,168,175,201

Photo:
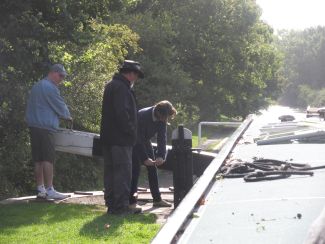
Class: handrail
198,121,241,147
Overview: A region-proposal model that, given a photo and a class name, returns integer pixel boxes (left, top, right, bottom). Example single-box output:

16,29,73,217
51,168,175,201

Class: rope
219,158,325,182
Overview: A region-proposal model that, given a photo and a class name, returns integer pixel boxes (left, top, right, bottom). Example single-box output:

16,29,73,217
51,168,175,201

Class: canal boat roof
153,106,325,244
178,106,325,243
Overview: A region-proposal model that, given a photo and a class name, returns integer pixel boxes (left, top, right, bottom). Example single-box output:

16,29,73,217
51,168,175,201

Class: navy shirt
135,106,167,162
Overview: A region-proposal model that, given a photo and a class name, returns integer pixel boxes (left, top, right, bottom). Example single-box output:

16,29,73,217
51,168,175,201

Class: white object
54,128,99,157
172,127,192,140
256,129,325,145
46,189,70,200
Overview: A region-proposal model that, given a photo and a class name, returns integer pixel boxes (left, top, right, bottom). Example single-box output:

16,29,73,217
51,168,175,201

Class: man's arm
45,85,71,120
134,142,155,166
156,121,167,165
136,122,153,163
136,116,156,165
113,85,135,135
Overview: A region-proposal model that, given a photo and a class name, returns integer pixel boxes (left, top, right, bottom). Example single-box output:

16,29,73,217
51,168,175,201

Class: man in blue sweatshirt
130,100,177,208
26,64,72,200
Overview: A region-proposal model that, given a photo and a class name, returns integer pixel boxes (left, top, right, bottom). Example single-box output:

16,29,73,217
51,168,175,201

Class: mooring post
172,125,193,208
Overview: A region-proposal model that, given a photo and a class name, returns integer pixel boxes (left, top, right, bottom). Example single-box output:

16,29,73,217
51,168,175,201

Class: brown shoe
153,199,172,208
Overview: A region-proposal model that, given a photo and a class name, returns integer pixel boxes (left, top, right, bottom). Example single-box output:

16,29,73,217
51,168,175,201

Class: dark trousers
103,145,132,212
129,148,161,204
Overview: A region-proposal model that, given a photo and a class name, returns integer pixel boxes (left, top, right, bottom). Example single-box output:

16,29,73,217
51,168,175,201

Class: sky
256,0,325,31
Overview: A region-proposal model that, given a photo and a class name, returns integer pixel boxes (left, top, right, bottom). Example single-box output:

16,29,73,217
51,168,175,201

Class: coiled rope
219,158,325,182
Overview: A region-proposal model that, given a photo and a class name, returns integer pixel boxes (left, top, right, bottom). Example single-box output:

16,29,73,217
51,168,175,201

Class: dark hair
154,100,177,121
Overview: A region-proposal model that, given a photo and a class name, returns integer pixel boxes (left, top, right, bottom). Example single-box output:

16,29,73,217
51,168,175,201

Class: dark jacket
134,106,167,162
100,73,137,146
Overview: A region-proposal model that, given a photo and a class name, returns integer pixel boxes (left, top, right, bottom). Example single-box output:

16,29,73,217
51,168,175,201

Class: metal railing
198,121,242,147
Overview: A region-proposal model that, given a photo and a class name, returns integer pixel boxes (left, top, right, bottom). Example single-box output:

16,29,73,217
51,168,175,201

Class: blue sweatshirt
25,78,71,131
135,106,167,162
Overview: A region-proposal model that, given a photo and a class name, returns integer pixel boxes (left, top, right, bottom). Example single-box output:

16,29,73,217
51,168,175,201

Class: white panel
172,127,192,140
54,129,99,157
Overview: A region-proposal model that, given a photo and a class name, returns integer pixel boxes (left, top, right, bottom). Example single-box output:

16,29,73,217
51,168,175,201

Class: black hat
119,60,144,79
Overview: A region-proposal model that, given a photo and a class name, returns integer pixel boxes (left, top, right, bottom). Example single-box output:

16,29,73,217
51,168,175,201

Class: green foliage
171,103,200,130
118,11,194,110
54,153,104,192
170,0,281,118
296,85,325,108
277,27,325,107
0,203,159,243
1,0,282,199
49,21,140,132
0,0,140,199
122,0,282,119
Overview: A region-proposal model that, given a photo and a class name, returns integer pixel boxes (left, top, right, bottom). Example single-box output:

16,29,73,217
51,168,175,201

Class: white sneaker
46,190,69,200
36,191,47,199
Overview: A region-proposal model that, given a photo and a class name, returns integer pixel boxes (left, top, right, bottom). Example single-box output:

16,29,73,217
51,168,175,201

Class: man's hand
155,157,165,166
143,158,155,166
63,117,73,129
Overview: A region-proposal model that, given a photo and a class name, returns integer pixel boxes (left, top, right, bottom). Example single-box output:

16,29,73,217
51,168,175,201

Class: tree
0,0,139,199
1,0,283,199
113,0,282,120
277,27,325,107
169,0,281,119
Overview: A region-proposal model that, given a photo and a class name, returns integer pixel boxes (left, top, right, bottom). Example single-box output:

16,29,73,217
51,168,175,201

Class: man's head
119,60,144,84
154,100,177,123
48,64,67,85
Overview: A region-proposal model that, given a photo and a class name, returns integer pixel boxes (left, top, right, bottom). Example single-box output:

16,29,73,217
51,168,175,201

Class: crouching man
130,100,177,208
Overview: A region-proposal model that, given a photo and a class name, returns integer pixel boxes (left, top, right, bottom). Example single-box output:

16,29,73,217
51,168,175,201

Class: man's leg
43,161,54,188
103,146,114,209
34,161,47,198
35,162,44,186
111,146,133,212
39,129,67,200
145,145,161,202
147,165,162,202
30,127,46,197
147,166,171,207
130,150,141,205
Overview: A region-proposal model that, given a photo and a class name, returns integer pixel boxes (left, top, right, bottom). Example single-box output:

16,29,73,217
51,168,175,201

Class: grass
192,127,221,148
0,203,160,244
192,135,207,148
192,126,235,151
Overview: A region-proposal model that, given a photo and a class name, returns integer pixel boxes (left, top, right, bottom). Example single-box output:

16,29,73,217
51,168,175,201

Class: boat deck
179,106,325,244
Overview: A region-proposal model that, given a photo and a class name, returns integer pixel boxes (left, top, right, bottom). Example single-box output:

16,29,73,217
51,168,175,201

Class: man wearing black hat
100,60,144,215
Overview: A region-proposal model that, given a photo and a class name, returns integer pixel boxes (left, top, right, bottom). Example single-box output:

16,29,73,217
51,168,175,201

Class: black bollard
172,125,193,208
